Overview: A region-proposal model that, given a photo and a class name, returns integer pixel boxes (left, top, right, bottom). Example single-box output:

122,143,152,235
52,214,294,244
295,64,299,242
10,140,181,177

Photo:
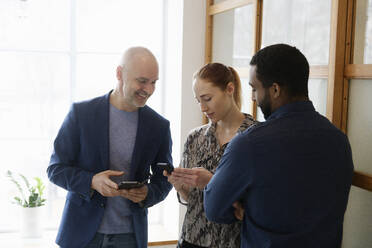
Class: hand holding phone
118,181,148,203
169,167,213,189
157,162,174,174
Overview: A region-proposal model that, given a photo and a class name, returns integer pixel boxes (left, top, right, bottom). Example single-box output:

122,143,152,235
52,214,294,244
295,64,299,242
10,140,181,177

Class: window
262,0,331,65
260,0,331,119
354,0,372,64
212,4,254,115
0,0,178,241
209,0,331,120
343,1,372,246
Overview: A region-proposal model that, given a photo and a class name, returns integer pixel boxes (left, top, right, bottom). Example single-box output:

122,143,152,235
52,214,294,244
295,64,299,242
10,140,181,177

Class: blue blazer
47,91,173,248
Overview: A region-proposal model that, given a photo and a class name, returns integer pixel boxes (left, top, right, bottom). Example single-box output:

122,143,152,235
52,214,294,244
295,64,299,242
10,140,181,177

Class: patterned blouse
179,114,256,248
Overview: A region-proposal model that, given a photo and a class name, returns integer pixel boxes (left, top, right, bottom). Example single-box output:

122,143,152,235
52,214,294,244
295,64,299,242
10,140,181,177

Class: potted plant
6,170,46,238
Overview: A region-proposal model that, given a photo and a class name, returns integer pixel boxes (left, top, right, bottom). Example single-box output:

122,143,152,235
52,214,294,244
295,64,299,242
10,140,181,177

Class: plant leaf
13,196,23,207
19,173,31,191
7,171,46,208
6,170,27,204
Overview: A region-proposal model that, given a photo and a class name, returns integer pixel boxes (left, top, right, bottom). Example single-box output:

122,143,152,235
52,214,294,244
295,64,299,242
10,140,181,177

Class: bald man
47,47,173,248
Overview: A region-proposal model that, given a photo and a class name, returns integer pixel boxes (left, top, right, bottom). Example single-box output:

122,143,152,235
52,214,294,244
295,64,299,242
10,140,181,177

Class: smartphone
118,181,144,190
157,162,174,174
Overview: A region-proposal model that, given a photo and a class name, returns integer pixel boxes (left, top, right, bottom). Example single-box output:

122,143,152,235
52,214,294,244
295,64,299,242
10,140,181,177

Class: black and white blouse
179,113,256,248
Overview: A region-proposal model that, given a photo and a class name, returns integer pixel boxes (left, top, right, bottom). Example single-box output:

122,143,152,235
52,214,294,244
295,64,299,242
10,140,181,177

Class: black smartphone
118,181,144,190
157,162,174,174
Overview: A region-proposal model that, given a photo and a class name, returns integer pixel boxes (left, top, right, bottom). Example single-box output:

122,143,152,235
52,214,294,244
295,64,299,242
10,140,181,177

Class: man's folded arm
204,135,253,223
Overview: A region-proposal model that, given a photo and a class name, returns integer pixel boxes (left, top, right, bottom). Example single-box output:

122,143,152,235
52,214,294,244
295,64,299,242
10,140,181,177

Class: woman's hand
163,170,186,192
170,167,213,189
163,170,191,202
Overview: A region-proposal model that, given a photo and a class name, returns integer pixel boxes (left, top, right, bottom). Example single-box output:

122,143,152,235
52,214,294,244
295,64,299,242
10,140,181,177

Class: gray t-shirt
98,104,138,234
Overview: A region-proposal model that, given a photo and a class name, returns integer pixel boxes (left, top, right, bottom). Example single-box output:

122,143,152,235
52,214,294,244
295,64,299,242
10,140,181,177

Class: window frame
205,0,372,191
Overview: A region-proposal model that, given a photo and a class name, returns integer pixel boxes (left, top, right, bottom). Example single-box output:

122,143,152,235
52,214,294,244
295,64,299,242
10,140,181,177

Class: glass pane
212,5,254,117
353,0,372,64
347,79,372,174
233,5,254,67
0,52,70,141
0,0,70,51
254,78,327,121
74,54,120,101
343,186,372,248
308,78,327,116
240,77,253,116
212,4,254,67
76,0,163,53
257,106,265,122
214,0,228,3
262,0,331,65
0,52,70,231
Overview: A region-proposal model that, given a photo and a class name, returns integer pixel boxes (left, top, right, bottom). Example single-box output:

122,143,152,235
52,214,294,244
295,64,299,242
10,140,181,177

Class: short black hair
250,43,309,97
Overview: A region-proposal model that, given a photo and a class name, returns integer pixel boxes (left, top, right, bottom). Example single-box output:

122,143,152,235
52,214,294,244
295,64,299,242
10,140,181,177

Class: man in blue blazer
47,47,173,248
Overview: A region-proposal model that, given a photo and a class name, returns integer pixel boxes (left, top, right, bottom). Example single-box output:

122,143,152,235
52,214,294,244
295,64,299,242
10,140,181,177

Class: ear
226,82,235,96
270,82,281,99
116,66,123,81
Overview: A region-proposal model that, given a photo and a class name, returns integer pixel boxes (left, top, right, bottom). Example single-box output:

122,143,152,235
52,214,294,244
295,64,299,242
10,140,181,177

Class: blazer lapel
98,92,111,171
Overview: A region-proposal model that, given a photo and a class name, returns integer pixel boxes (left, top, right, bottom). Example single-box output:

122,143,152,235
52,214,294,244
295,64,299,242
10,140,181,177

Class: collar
266,100,315,121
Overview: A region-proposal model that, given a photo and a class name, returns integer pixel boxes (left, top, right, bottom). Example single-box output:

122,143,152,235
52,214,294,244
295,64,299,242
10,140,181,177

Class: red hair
194,63,242,110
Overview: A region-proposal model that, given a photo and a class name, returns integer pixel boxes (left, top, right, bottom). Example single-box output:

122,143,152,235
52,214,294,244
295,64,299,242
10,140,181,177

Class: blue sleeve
47,104,95,201
204,134,253,224
142,122,173,208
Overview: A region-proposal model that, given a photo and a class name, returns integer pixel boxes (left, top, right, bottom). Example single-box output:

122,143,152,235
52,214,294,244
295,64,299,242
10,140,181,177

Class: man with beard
47,47,173,248
204,44,354,248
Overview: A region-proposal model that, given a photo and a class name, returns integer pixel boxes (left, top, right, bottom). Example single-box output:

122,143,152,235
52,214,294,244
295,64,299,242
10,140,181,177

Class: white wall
149,0,205,241
161,0,205,241
162,0,184,239
178,0,205,232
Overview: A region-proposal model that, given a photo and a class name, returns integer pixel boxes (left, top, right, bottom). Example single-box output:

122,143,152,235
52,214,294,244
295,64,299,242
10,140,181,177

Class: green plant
6,170,46,208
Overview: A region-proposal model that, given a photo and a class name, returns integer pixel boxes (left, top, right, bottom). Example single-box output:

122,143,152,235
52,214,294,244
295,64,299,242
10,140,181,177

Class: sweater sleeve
204,134,254,224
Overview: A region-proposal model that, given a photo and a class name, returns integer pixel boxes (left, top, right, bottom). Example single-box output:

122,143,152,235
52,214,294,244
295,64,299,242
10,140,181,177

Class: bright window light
0,0,179,241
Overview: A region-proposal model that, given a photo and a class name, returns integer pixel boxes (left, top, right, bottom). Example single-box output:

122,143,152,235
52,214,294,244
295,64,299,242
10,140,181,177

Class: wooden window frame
148,240,178,246
205,0,372,192
344,64,372,78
